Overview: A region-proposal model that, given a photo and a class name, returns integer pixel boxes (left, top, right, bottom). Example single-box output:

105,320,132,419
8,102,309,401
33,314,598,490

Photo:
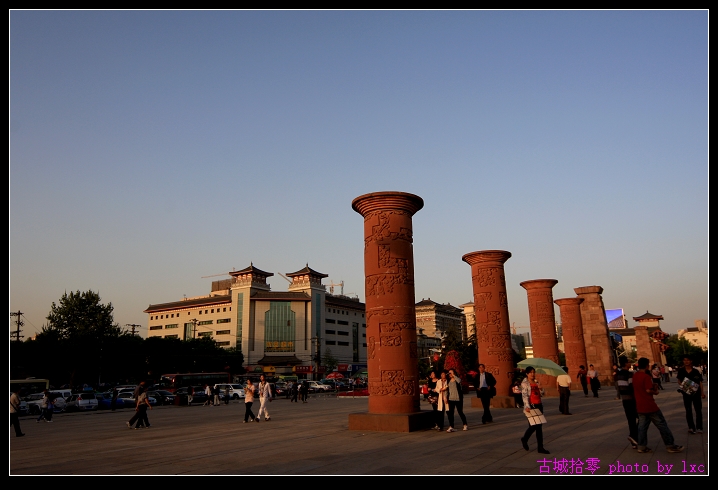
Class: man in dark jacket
475,364,497,424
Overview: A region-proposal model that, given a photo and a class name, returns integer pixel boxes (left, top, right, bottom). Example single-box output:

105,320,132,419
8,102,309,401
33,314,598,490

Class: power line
10,311,24,341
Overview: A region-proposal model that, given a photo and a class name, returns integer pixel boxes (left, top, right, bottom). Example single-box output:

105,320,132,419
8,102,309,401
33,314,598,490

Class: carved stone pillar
348,191,433,432
574,286,617,386
520,279,560,397
462,250,515,408
554,298,587,383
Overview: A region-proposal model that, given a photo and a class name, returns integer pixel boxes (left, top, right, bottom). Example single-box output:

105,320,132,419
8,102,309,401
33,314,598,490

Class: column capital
519,279,558,290
461,250,512,267
554,297,584,307
574,285,603,295
352,191,424,217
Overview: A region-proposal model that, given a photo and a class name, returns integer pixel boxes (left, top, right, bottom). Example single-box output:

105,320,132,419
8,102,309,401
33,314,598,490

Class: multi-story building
677,319,708,350
415,298,466,341
144,264,366,379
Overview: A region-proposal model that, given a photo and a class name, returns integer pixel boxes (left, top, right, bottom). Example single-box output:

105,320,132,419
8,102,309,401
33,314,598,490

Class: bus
10,379,50,397
158,372,231,392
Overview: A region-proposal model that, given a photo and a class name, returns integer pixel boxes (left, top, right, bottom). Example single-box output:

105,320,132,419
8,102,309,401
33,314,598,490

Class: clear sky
10,10,708,339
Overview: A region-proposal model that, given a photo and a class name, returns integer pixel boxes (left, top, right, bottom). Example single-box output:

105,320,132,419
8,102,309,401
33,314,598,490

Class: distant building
143,264,366,378
415,298,466,341
460,301,475,338
677,319,708,350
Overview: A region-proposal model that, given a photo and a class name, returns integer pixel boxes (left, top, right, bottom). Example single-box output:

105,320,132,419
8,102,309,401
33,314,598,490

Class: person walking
203,385,212,406
520,366,550,454
133,389,152,429
587,364,600,397
257,374,273,421
446,369,468,432
556,366,572,415
615,356,639,448
577,365,589,397
127,381,146,428
512,379,524,408
434,370,449,431
213,385,221,406
10,388,25,437
475,364,497,424
187,385,194,406
224,386,231,405
110,388,119,411
243,379,257,423
426,371,440,430
290,381,299,403
300,381,309,403
651,364,664,390
633,357,683,454
37,389,50,423
676,355,705,435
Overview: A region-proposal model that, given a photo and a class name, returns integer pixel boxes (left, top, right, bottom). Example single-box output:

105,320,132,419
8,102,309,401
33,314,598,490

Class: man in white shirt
556,366,572,415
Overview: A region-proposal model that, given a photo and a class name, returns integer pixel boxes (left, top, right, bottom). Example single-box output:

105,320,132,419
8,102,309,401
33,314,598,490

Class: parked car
65,392,99,411
117,392,157,407
175,386,209,405
307,381,332,393
214,384,245,400
95,392,128,410
146,390,176,406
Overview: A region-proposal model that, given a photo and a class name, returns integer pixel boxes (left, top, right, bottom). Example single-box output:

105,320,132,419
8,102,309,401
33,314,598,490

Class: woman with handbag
520,366,550,454
433,371,449,431
427,371,440,429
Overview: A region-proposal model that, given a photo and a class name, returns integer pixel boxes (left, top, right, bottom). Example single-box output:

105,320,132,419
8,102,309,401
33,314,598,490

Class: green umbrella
517,358,566,377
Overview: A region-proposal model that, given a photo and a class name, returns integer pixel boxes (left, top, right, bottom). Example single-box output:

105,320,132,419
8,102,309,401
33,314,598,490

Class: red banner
337,364,349,372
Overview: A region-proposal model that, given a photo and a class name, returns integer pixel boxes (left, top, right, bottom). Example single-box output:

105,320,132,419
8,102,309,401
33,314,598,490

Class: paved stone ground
10,376,708,475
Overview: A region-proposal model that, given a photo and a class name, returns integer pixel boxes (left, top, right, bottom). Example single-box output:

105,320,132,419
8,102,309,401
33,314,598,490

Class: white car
307,381,332,393
214,383,245,400
65,392,99,411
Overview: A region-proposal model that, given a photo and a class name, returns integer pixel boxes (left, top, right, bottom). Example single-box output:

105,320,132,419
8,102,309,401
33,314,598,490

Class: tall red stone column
520,279,560,397
348,191,433,432
574,286,616,386
462,250,515,408
554,298,588,383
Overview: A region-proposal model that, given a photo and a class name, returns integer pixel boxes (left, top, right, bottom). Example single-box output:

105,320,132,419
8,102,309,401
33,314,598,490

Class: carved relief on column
462,250,514,401
352,192,423,415
554,297,587,381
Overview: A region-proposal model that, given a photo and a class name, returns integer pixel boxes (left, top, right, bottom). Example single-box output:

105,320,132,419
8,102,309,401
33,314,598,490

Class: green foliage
323,348,338,373
663,335,707,366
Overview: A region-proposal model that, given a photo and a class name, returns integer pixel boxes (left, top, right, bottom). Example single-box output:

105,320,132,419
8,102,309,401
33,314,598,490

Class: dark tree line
10,290,244,390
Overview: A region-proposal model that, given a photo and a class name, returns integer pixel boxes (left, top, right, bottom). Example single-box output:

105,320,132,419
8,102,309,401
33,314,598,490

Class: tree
323,348,338,373
37,290,124,388
663,335,707,366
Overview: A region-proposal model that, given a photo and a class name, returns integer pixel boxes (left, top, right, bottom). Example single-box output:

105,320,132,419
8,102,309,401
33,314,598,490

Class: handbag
524,408,547,426
427,395,438,405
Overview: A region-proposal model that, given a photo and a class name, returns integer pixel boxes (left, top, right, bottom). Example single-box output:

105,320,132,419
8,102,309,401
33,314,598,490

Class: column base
470,395,515,409
348,411,435,432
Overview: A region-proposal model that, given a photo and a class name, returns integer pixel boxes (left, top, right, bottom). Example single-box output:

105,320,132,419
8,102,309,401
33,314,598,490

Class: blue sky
10,10,707,338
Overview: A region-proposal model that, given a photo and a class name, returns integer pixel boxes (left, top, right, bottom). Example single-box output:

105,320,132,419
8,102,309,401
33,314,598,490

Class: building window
362,333,366,338
338,341,349,346
217,341,230,346
338,320,348,326
264,302,296,353
325,340,336,345
217,318,231,324
165,324,178,329
199,311,202,315
326,330,335,335
325,319,336,324
198,332,212,338
223,308,226,312
198,320,213,326
216,330,230,335
166,334,178,339
363,343,367,347
149,326,162,331
338,331,349,336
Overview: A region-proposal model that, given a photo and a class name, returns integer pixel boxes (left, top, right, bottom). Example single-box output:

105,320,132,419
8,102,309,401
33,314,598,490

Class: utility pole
10,311,24,341
125,323,141,336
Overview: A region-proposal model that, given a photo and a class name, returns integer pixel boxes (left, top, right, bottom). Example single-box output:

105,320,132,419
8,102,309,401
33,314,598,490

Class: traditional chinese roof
286,264,328,278
633,311,664,321
229,263,273,278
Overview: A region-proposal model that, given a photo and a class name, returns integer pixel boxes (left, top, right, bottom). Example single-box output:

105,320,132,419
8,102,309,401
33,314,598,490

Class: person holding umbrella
520,366,550,454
